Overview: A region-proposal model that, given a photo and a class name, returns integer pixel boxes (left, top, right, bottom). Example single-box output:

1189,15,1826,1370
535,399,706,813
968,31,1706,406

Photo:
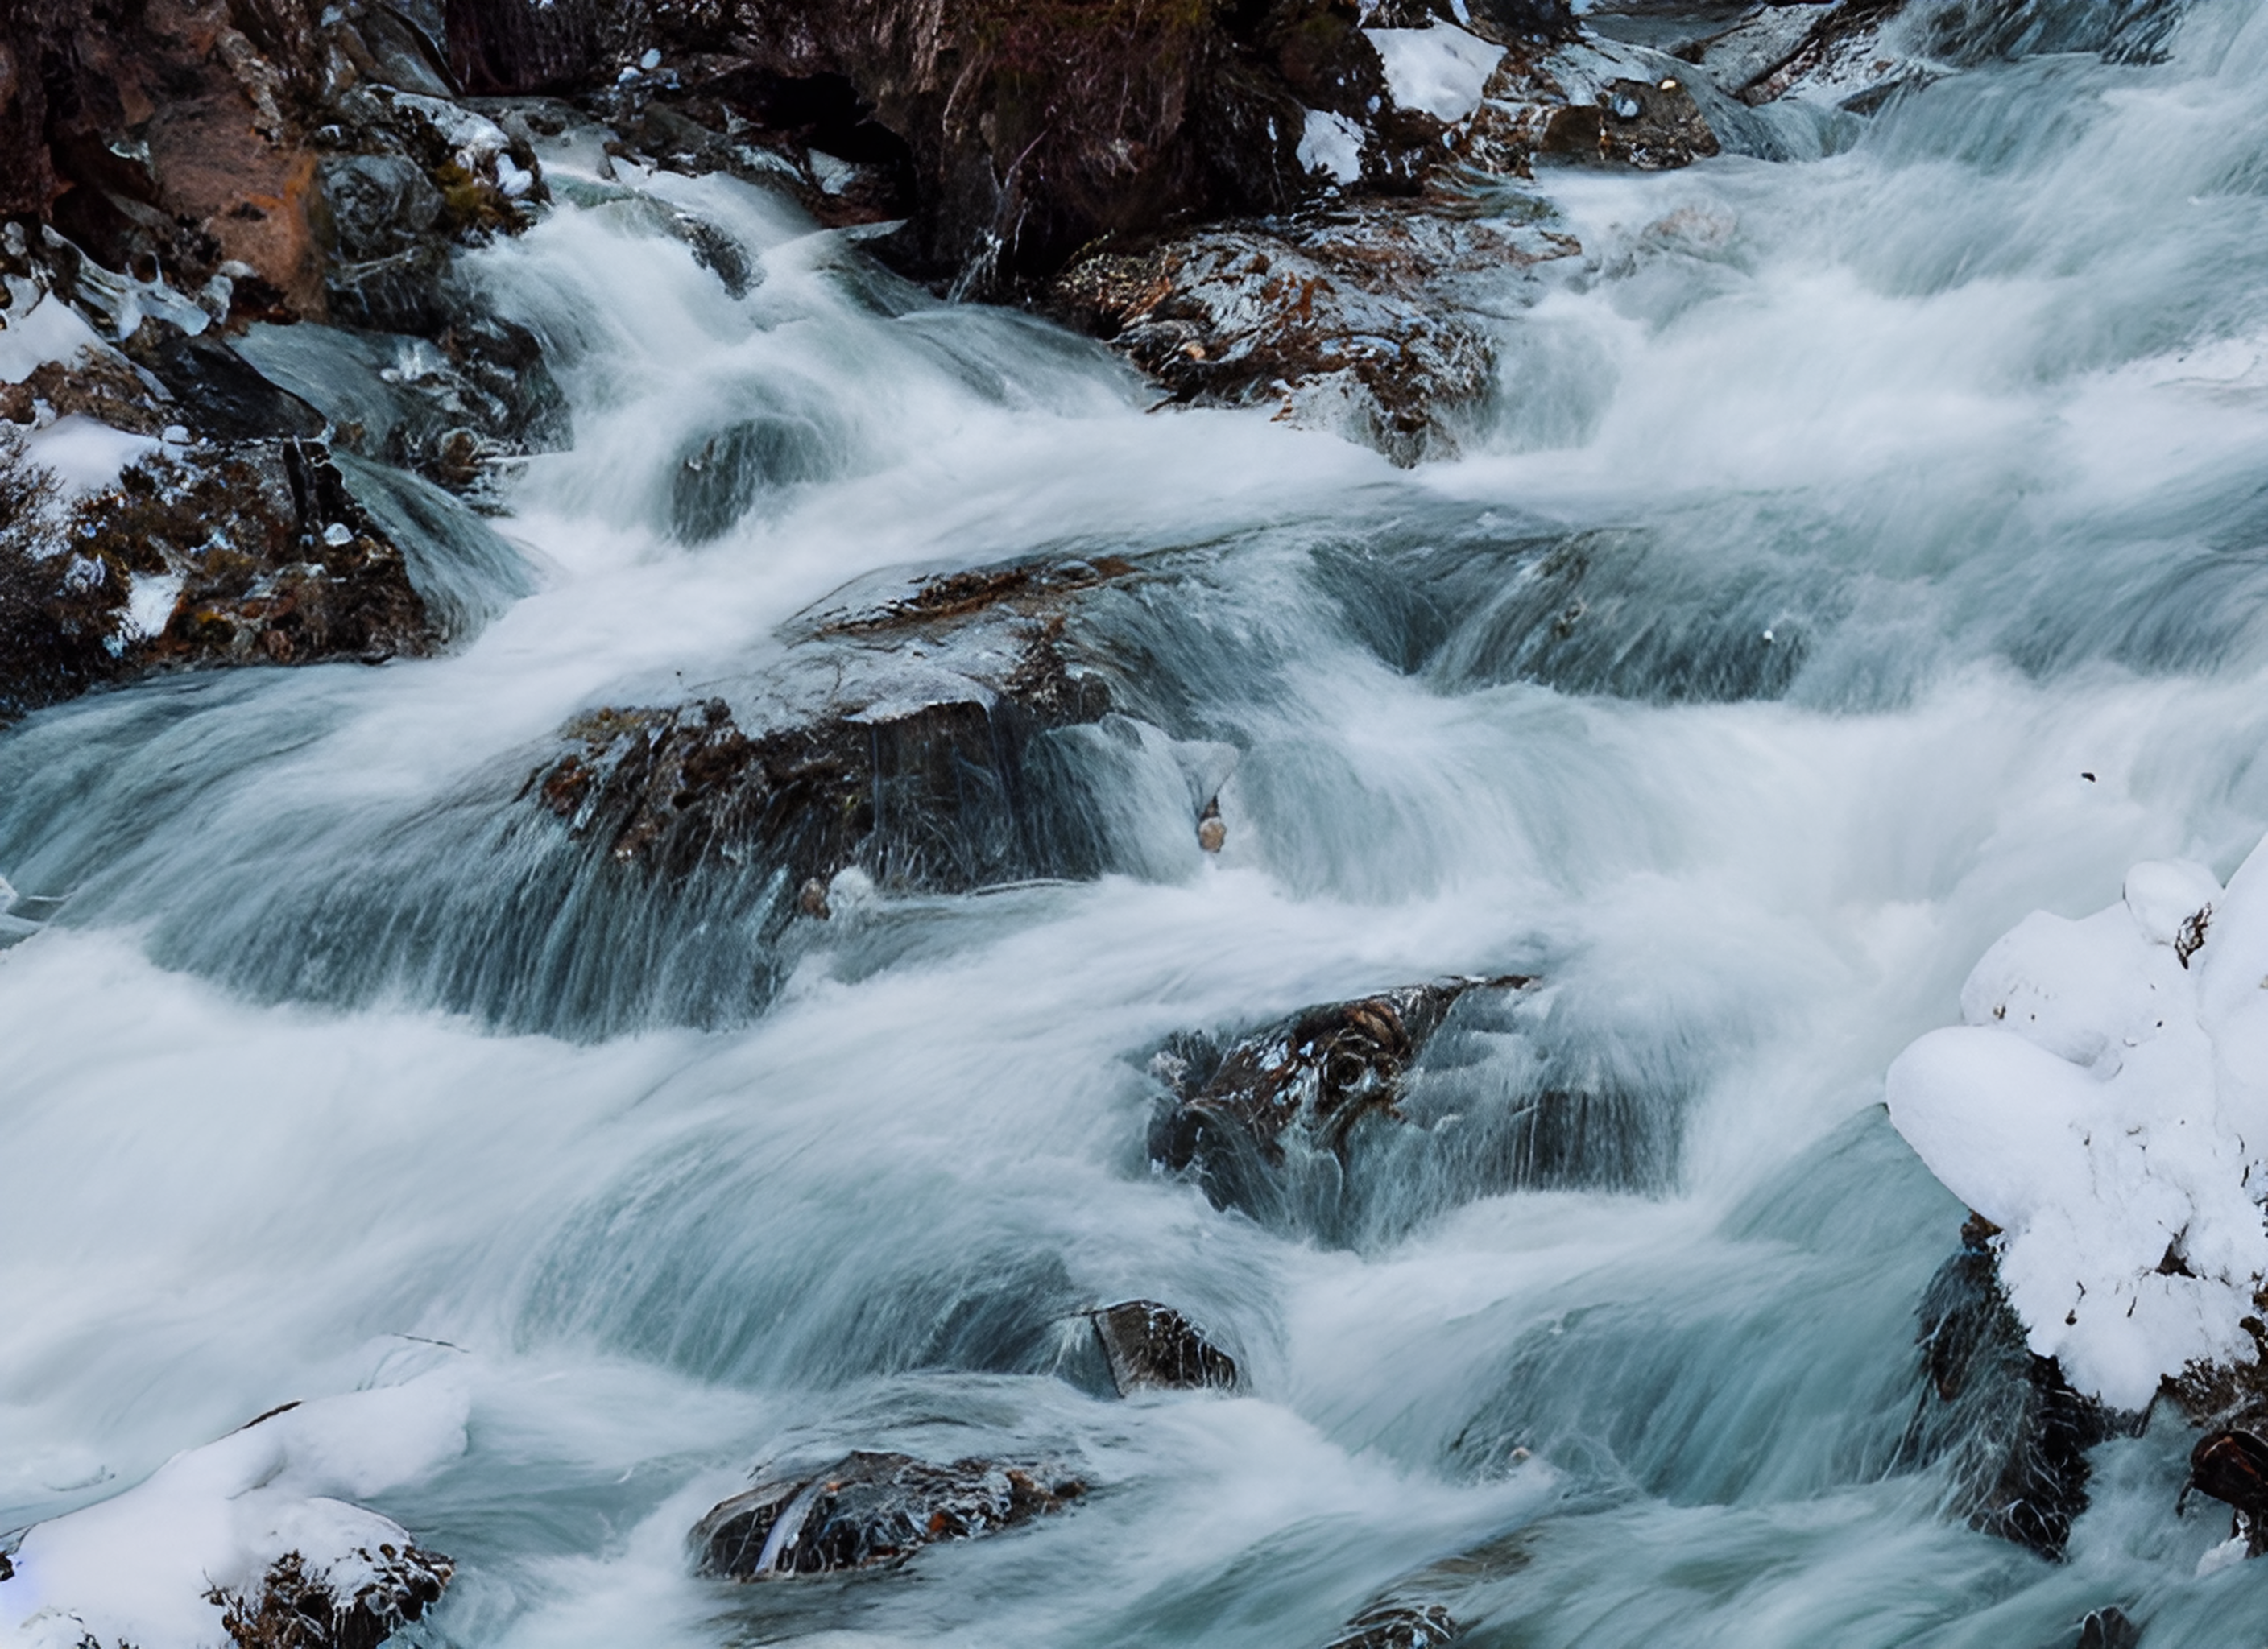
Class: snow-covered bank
0,1381,464,1649
1889,835,2268,1411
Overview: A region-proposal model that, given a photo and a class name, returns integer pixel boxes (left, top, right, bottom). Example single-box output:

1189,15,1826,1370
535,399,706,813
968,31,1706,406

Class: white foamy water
9,2,2268,1643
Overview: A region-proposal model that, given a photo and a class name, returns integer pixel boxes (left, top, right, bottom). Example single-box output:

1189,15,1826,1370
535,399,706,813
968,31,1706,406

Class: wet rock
1324,1601,1463,1649
524,553,1127,897
1532,73,1719,169
318,152,448,263
1150,976,1537,1212
1893,1214,2132,1559
236,312,573,502
691,1451,1082,1580
1197,796,1227,853
1087,1300,1240,1395
2186,1428,2268,1557
1,0,334,311
212,1544,454,1649
1052,207,1578,465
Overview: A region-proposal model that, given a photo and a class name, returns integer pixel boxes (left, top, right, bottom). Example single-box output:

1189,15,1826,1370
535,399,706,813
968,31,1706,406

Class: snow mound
0,1379,467,1649
1362,23,1502,123
1887,835,2268,1411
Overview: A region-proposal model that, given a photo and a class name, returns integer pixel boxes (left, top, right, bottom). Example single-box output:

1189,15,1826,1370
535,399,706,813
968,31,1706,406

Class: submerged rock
1894,1215,2130,1559
1087,1300,1240,1395
1152,977,1533,1180
524,554,1125,895
691,1451,1083,1580
1323,1601,1463,1649
2073,1609,2142,1649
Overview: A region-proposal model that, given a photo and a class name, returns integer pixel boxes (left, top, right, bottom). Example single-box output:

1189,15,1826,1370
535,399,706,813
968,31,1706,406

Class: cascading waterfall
7,1,2268,1643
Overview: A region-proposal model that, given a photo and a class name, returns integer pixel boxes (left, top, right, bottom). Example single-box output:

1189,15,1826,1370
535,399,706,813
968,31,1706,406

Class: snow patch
1887,836,2268,1411
0,1378,469,1648
25,415,159,496
0,291,106,385
1362,22,1503,123
1298,110,1366,185
125,572,184,640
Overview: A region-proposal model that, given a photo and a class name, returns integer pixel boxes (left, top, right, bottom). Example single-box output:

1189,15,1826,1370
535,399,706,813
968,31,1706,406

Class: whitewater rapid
10,2,2268,1643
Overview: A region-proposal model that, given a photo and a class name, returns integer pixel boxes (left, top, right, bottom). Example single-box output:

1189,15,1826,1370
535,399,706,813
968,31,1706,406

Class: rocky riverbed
2,0,2262,1645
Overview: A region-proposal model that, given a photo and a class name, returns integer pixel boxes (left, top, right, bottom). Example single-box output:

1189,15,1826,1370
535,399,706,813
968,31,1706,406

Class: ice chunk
1362,23,1502,123
1888,833,2268,1411
0,1378,467,1648
1298,110,1366,184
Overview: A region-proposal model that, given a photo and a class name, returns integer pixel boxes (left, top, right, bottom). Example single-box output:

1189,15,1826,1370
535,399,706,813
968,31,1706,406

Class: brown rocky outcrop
1,0,532,328
691,1450,1082,1579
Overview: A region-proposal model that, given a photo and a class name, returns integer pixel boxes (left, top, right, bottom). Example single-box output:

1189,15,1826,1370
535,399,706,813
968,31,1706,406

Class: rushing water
9,2,2268,1643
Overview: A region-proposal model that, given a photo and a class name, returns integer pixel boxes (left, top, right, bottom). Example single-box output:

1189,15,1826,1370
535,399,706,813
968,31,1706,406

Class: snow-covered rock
1887,835,2268,1411
0,1381,466,1649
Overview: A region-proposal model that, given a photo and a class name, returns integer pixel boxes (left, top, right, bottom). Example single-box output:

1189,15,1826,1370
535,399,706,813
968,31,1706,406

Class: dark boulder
524,554,1127,896
213,1544,454,1649
2074,1607,2142,1649
692,1451,1082,1580
1087,1300,1240,1395
317,152,448,262
2186,1429,2268,1558
122,324,329,442
1892,1215,2133,1560
1153,977,1531,1180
